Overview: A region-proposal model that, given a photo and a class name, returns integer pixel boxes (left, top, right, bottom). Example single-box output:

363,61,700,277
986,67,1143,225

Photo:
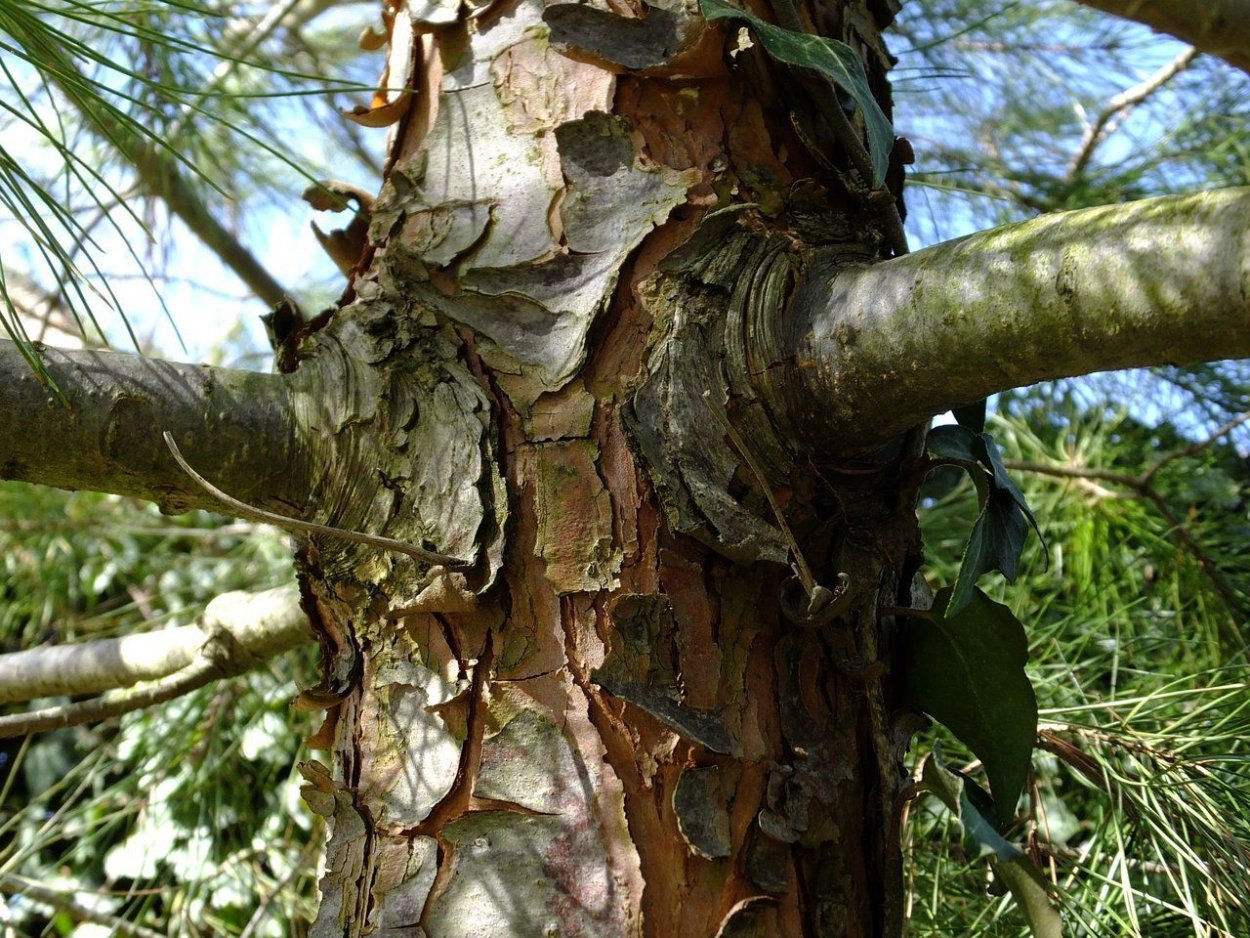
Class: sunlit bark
0,341,306,513
766,188,1250,452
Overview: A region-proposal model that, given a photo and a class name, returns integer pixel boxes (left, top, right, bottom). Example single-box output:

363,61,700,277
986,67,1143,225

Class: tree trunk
294,0,920,935
6,1,1249,934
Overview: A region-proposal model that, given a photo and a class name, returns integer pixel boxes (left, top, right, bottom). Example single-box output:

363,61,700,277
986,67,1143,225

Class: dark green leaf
922,751,1063,938
953,399,987,433
948,487,1031,615
926,425,1043,614
699,0,893,187
926,423,982,469
901,587,1037,822
975,431,1042,543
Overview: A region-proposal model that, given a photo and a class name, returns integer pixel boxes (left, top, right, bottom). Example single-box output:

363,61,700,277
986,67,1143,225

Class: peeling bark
295,1,918,935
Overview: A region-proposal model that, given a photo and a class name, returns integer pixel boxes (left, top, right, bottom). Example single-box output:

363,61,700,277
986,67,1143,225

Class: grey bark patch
746,831,791,893
408,0,459,25
599,675,735,753
628,222,795,564
290,317,505,582
757,764,811,844
544,2,691,70
357,654,466,829
405,377,493,561
374,79,692,397
592,594,735,753
396,202,493,268
427,812,631,938
309,794,369,938
474,709,612,824
556,113,695,255
673,765,732,858
444,0,548,90
368,835,439,934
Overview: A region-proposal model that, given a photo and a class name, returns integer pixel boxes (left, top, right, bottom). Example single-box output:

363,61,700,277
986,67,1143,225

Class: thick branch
128,142,289,306
1073,0,1250,75
0,585,307,705
0,341,308,513
0,587,308,738
765,187,1250,452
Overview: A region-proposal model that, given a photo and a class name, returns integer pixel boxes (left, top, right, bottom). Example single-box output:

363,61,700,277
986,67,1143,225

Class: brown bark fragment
528,439,622,594
659,549,725,710
493,37,615,133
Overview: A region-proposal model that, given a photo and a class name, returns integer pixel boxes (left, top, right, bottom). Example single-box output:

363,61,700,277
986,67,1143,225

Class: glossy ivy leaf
699,0,893,187
922,751,1063,938
926,424,1043,615
900,587,1037,824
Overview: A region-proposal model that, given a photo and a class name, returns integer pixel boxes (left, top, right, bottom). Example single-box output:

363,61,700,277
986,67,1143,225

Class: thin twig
1006,413,1250,618
39,47,290,305
0,658,221,738
1005,461,1138,487
1142,409,1250,485
163,431,465,567
1012,458,1246,616
238,834,322,938
1067,45,1198,180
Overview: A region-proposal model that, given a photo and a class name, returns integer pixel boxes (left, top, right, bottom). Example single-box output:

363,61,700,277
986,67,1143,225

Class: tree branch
1004,413,1250,619
0,585,307,706
1072,0,1250,76
0,341,308,514
0,659,220,738
764,187,1250,452
6,270,92,347
0,587,308,738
